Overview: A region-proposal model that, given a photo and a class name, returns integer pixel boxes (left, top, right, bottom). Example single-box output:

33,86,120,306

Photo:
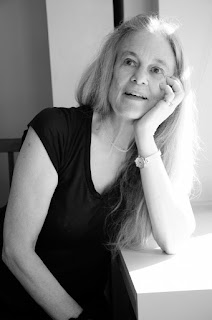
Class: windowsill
118,202,212,319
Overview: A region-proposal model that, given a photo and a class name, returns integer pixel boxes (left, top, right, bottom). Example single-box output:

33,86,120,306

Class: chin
124,103,152,120
112,98,153,120
119,109,147,121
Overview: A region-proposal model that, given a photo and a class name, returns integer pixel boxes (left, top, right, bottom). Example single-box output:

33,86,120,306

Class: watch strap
135,150,161,169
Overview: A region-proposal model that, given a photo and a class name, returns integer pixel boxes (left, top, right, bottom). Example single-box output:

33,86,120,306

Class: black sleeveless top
0,106,116,318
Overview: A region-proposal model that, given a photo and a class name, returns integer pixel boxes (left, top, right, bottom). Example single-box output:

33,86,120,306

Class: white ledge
119,203,212,319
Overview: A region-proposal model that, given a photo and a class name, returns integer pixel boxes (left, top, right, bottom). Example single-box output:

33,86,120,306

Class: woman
1,14,198,320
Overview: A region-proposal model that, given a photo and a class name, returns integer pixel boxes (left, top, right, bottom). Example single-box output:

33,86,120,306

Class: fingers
160,82,175,101
160,76,184,107
166,76,182,93
166,76,184,101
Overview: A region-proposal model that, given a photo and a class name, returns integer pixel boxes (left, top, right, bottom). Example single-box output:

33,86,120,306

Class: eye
150,66,164,75
123,58,137,67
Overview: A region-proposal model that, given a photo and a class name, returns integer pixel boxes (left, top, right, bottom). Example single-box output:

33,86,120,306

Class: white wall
46,0,211,204
159,0,212,203
46,0,113,108
46,0,159,110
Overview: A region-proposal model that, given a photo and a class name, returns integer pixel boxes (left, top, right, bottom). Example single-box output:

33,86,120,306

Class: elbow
160,238,186,255
2,241,30,272
157,239,178,255
153,231,178,255
162,245,178,255
2,242,16,269
159,228,196,256
162,241,187,255
156,216,196,255
2,242,10,265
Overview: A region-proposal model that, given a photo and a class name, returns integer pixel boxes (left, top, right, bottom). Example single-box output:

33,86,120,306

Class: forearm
2,247,82,320
137,136,195,254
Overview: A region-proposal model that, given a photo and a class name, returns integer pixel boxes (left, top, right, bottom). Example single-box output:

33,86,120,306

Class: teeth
126,92,147,99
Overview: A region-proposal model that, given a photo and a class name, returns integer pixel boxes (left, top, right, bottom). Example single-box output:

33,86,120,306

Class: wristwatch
134,150,161,169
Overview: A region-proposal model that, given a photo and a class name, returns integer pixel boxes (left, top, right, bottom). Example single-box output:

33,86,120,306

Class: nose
131,67,148,85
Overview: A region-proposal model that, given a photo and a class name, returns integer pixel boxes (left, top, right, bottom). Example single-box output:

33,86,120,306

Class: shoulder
29,105,92,131
23,106,92,172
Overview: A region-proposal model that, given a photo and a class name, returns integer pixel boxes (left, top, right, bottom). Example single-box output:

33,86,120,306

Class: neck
111,113,134,141
100,112,135,152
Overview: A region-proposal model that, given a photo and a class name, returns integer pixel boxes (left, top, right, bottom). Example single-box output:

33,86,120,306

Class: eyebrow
154,59,169,69
119,51,137,59
119,51,169,70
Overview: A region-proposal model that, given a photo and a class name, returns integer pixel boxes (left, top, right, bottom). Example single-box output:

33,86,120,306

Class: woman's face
108,30,176,120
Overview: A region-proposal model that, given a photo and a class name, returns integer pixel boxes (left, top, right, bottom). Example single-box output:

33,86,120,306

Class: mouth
125,91,148,100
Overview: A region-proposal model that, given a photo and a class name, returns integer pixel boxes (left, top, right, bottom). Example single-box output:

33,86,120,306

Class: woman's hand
134,76,184,139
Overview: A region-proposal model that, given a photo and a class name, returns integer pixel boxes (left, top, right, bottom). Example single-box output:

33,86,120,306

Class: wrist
135,134,158,158
134,121,156,140
135,150,161,169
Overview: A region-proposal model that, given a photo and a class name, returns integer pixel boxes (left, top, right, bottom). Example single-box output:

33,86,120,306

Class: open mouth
125,92,148,100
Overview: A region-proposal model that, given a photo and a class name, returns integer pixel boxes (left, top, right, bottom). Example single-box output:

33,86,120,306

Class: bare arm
2,127,82,319
134,77,196,254
136,135,196,254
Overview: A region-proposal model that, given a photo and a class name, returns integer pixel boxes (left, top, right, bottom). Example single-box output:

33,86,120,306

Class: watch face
135,156,144,168
135,150,161,169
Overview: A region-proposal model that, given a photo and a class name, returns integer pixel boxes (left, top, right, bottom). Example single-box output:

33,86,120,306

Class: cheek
112,67,130,91
150,78,166,101
109,74,124,101
108,79,119,106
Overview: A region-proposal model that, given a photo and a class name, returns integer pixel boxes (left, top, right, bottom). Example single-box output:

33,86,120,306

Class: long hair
76,15,200,253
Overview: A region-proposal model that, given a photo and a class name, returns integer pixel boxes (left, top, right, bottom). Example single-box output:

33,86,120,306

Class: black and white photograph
0,1,211,319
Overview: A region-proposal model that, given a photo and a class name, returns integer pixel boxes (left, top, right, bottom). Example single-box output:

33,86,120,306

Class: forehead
118,30,176,72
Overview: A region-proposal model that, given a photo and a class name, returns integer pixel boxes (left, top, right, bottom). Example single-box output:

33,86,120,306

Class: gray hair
76,15,199,253
76,14,184,115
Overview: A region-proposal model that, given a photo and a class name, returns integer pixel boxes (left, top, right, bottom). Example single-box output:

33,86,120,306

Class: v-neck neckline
84,109,103,199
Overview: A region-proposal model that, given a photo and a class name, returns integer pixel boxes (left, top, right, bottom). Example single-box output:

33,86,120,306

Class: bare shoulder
3,127,58,255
